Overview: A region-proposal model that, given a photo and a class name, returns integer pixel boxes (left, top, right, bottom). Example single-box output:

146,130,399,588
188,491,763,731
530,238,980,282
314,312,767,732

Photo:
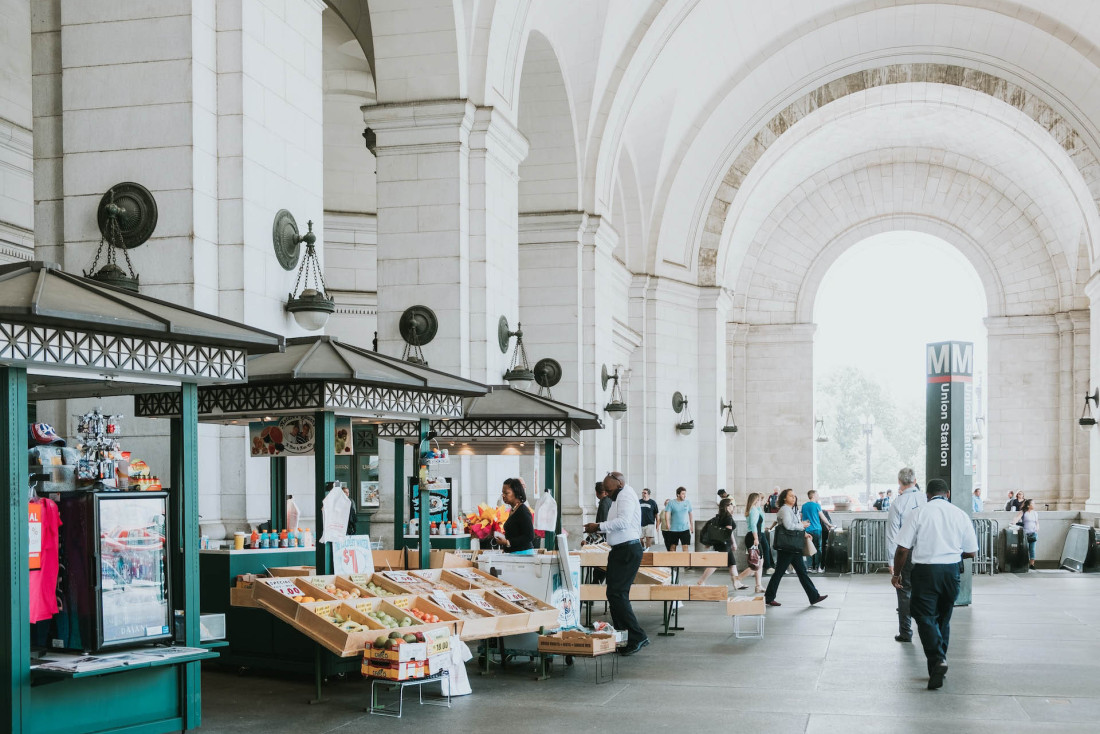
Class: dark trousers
605,541,645,644
910,563,960,672
661,530,674,551
759,528,775,571
806,530,822,570
765,549,821,603
895,556,914,636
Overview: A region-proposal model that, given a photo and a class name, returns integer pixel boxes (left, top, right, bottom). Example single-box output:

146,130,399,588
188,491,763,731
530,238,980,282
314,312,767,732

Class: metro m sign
927,342,973,381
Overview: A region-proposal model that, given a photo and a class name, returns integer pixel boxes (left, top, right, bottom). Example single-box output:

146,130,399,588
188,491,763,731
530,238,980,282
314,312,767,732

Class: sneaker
894,634,912,643
928,661,948,690
619,638,650,656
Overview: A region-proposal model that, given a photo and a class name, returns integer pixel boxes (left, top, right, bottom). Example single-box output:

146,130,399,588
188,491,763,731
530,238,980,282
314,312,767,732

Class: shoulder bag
774,523,805,553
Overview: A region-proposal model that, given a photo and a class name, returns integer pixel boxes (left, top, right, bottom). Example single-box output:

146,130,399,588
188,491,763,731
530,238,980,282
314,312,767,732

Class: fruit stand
0,261,284,734
136,335,488,692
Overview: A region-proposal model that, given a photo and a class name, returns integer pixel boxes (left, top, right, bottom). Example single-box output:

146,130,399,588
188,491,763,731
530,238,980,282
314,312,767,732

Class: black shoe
928,661,948,690
895,634,912,643
619,638,650,656
766,600,781,607
810,594,828,605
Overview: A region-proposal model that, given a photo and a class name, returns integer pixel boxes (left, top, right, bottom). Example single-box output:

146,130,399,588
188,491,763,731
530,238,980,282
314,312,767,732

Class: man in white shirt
886,467,926,643
891,478,979,690
584,471,647,655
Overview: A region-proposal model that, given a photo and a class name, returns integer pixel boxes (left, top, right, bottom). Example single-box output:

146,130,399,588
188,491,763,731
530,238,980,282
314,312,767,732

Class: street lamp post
861,414,875,501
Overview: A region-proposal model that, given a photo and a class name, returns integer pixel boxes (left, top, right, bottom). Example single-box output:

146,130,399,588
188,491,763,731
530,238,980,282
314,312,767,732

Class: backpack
700,515,731,547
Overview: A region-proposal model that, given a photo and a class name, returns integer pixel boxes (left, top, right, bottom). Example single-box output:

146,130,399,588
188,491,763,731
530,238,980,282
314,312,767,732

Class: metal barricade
971,518,998,576
848,518,889,574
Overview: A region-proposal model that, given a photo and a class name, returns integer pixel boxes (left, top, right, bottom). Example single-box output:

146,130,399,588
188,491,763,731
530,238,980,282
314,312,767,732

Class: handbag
774,524,805,553
748,545,762,569
803,535,817,556
700,517,728,548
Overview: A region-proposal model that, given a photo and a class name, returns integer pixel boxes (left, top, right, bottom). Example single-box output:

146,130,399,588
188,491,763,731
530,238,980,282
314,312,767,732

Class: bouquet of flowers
463,503,510,540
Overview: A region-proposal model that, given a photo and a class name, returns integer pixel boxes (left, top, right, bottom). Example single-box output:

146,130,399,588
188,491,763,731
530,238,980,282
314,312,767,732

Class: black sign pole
925,341,975,605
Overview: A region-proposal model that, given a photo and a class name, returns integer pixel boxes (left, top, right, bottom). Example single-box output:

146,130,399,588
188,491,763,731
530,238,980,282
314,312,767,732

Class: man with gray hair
886,467,925,642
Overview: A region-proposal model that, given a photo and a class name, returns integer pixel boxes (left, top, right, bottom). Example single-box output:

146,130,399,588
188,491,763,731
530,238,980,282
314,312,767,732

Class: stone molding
470,106,529,177
324,211,377,245
745,322,816,344
362,99,477,152
518,211,588,245
984,314,1061,337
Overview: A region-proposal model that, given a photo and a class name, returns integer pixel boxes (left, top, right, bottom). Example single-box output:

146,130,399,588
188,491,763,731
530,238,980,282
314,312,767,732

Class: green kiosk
0,261,284,734
135,335,488,686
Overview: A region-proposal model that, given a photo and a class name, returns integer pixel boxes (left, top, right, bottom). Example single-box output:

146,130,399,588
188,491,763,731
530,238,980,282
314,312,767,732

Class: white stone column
1084,274,1100,512
735,323,815,493
0,0,32,263
727,322,749,502
986,315,1061,508
697,288,733,497
1057,311,1090,509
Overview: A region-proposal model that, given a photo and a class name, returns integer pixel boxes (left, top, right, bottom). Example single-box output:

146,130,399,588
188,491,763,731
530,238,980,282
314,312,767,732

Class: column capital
470,106,528,175
518,211,588,245
363,99,477,151
581,214,618,258
698,286,734,314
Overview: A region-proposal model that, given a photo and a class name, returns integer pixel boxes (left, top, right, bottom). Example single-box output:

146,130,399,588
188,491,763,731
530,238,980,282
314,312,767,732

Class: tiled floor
199,570,1100,733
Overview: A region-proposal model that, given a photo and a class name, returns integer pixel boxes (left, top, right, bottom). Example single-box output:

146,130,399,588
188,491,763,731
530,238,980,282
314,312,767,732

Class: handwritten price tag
348,573,371,587
450,569,481,580
430,592,462,613
266,578,304,597
494,587,526,603
389,596,412,609
462,592,497,613
381,571,419,585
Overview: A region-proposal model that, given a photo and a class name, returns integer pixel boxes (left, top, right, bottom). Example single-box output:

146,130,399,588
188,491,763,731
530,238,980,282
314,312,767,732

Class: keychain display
74,408,124,489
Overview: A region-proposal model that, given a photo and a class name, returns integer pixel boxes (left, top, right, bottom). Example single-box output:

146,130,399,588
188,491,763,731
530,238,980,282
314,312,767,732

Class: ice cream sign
249,416,353,457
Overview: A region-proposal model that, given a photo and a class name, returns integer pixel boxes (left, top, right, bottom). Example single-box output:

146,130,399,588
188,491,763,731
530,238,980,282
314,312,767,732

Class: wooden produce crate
229,586,261,608
649,584,691,601
410,569,473,592
642,551,691,566
690,552,728,567
726,595,766,616
636,566,674,584
297,575,370,601
537,630,616,657
252,577,334,623
268,565,315,577
445,567,509,588
404,597,461,636
376,570,431,594
344,597,450,639
294,601,378,657
452,591,528,634
689,584,728,601
579,584,652,601
491,587,559,630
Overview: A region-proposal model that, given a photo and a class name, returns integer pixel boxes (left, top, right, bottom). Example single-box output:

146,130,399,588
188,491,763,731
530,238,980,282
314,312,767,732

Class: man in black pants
584,471,647,656
891,478,978,690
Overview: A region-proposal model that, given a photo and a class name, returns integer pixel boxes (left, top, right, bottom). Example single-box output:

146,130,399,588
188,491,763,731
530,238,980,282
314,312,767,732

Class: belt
611,539,640,548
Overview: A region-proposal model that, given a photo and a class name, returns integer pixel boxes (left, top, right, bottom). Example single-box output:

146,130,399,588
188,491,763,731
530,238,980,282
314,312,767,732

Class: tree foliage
814,367,926,494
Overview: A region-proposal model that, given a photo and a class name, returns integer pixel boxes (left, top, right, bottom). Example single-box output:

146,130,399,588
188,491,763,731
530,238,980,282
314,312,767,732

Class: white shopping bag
440,638,473,696
318,485,351,544
533,491,558,532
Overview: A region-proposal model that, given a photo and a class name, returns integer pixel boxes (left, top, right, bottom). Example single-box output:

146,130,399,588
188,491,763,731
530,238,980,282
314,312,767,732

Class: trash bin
825,528,848,572
1086,527,1100,572
1002,526,1028,573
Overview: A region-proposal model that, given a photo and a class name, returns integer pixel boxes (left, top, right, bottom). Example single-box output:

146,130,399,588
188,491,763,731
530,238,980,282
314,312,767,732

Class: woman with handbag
697,499,750,589
742,492,766,593
1015,499,1039,569
764,488,828,607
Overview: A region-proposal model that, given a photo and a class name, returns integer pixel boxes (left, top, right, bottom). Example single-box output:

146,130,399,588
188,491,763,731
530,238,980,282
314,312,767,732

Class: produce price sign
333,535,375,576
266,579,304,597
449,569,482,581
462,592,497,614
381,571,419,586
494,588,527,604
430,592,462,614
389,596,411,609
348,573,371,587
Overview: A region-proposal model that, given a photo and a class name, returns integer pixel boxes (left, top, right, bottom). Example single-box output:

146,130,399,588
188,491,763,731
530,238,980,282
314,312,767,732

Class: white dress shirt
599,484,642,546
894,496,979,564
886,486,926,559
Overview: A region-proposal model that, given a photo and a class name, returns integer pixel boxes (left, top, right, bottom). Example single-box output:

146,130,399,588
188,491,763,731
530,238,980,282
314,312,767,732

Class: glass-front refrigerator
60,491,172,651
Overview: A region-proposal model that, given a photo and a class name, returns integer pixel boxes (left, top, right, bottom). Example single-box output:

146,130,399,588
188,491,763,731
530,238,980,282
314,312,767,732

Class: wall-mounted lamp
972,415,985,442
85,183,157,293
720,400,738,434
498,317,534,391
1079,388,1099,429
601,364,627,420
399,306,437,366
534,358,562,399
673,391,694,434
814,415,829,443
275,211,334,331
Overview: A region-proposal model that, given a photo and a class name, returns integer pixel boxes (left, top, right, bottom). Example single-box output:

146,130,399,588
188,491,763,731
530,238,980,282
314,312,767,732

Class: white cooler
476,552,581,631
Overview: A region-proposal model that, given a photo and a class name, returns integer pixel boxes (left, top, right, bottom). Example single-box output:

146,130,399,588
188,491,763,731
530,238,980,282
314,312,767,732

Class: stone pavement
199,570,1100,733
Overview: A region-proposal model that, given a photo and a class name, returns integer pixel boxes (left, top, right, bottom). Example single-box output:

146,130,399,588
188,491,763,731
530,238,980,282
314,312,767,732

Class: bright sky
813,231,988,407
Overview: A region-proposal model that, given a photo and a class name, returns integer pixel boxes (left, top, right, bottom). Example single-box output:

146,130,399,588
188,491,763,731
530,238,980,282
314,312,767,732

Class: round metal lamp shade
399,306,439,346
97,182,158,248
534,358,563,389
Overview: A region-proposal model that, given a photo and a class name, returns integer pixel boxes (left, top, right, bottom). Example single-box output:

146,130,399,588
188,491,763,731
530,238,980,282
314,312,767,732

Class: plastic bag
318,486,351,544
440,638,473,696
533,491,558,532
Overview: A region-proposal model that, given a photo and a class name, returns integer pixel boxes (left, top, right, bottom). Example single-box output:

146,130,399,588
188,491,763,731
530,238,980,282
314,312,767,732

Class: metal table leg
308,646,323,704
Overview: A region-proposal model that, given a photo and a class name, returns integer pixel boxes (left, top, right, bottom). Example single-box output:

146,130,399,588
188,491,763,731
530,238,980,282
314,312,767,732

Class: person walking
584,472,648,655
666,487,694,551
764,489,828,607
639,488,659,549
765,487,780,513
800,490,832,573
885,467,926,643
891,478,979,690
743,492,767,592
659,498,673,551
972,488,983,513
697,498,750,589
1016,499,1039,569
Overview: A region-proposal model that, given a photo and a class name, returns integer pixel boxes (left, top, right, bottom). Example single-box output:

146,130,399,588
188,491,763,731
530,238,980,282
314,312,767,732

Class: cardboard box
363,660,427,681
642,551,691,566
422,626,451,656
427,650,449,676
689,585,728,601
230,587,261,608
367,640,428,663
690,552,728,567
295,601,377,657
372,549,417,570
575,545,610,566
441,551,478,568
268,565,315,577
650,584,691,601
537,630,616,657
726,595,766,616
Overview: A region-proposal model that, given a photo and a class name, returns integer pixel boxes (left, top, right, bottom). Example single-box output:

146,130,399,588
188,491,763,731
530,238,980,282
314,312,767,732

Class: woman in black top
496,477,534,553
697,498,749,589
